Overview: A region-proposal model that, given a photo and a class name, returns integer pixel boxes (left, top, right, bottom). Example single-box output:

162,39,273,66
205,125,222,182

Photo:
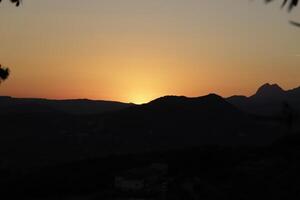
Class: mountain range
1,83,299,116
101,93,279,155
0,96,133,115
1,84,299,198
227,83,300,115
1,85,292,168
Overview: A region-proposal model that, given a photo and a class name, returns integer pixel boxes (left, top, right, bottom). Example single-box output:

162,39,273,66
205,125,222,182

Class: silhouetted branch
0,0,21,6
265,0,298,11
265,0,300,26
290,20,300,26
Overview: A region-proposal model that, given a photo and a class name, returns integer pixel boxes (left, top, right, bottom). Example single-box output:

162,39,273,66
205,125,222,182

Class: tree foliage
265,0,300,26
0,0,21,6
0,65,10,83
265,0,298,11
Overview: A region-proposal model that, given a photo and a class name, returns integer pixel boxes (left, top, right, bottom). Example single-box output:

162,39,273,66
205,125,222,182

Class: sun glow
127,92,157,104
1,1,300,101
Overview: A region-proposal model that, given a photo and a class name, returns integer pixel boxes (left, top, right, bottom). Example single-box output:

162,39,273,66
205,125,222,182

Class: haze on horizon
1,0,300,104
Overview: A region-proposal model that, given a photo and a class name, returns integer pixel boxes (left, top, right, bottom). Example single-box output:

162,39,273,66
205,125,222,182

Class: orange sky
1,0,300,104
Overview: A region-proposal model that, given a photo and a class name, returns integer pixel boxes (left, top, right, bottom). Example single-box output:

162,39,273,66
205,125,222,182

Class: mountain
0,96,134,115
252,83,285,101
3,89,295,169
227,83,300,116
0,93,281,169
100,94,278,154
287,86,300,100
2,89,300,199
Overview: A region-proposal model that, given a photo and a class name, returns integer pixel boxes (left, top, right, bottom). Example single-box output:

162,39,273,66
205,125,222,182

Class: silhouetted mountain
0,96,134,115
287,86,300,99
222,95,248,108
0,92,289,200
100,94,279,155
252,83,285,101
0,93,282,170
227,83,300,116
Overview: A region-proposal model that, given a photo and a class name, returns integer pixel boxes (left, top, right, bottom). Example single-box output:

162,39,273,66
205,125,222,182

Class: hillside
227,83,300,117
0,96,134,115
0,93,282,170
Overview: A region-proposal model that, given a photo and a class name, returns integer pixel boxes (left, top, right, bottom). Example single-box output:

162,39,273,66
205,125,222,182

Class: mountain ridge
2,83,300,116
227,83,300,115
0,96,134,115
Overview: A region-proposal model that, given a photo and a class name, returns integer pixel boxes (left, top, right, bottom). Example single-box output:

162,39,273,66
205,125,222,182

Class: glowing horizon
1,0,300,104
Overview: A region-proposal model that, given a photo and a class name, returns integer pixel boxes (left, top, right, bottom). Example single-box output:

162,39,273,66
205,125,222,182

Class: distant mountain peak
258,83,283,91
254,83,285,98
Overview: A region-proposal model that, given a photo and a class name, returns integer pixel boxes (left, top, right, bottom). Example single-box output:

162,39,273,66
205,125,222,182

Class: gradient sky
1,0,300,103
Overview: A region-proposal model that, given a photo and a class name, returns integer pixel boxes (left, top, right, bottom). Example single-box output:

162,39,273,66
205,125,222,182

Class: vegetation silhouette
0,64,9,83
266,0,298,11
281,101,297,134
265,0,300,25
0,0,21,6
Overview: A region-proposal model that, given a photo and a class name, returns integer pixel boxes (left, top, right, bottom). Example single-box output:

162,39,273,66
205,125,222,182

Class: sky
1,0,300,104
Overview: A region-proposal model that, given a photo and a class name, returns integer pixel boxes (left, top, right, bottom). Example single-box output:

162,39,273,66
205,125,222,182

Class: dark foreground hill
0,96,134,114
0,92,297,199
103,94,280,153
0,94,282,170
